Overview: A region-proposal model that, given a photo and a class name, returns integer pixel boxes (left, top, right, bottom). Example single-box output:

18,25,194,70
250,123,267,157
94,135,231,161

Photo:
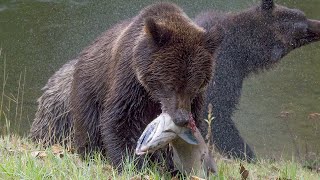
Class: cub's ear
204,25,224,54
261,0,274,11
144,17,172,46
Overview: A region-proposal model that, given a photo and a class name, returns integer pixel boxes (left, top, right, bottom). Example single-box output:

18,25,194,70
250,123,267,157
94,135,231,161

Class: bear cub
196,0,320,161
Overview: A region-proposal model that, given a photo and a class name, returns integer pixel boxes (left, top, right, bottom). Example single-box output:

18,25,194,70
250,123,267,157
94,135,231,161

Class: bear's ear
144,17,172,46
261,0,274,11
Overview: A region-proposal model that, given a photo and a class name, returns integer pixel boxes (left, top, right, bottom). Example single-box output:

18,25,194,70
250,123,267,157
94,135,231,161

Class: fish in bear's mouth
135,113,218,176
135,113,199,155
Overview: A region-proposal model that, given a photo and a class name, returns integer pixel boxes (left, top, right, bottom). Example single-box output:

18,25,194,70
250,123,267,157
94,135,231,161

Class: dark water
0,0,319,159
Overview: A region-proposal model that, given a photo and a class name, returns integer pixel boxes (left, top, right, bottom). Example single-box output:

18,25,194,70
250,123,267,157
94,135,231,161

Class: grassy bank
0,135,319,180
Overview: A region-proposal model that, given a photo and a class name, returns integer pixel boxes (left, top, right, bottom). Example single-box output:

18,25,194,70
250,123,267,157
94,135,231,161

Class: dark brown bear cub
30,2,221,170
196,0,320,161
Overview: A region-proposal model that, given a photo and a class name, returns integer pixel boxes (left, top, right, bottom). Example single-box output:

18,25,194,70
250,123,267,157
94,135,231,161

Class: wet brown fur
29,60,77,146
30,2,222,170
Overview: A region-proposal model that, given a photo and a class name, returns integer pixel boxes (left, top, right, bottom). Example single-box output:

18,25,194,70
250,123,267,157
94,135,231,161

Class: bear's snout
172,109,190,126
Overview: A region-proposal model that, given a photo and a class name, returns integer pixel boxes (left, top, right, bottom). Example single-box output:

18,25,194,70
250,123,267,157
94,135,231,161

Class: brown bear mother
29,2,221,170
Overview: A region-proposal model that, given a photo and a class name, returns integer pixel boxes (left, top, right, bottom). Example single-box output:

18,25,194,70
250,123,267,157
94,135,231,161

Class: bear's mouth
135,113,198,155
291,19,320,49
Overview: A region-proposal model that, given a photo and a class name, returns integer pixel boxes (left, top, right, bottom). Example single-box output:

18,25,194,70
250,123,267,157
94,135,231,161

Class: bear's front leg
211,109,255,162
205,67,256,161
100,113,174,171
99,90,163,171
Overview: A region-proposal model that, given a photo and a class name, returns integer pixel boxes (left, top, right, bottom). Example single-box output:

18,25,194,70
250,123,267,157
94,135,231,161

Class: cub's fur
195,0,320,160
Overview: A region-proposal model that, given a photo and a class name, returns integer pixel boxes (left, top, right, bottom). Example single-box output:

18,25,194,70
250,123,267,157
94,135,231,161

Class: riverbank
0,135,319,179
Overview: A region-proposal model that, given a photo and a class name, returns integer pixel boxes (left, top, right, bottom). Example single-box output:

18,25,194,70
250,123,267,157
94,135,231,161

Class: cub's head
225,0,320,72
263,0,320,59
133,14,222,126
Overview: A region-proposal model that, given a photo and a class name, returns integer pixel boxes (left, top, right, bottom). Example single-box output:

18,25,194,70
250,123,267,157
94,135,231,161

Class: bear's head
263,0,320,60
133,15,222,126
222,0,320,72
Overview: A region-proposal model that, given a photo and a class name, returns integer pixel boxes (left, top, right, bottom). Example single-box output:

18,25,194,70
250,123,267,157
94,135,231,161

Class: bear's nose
172,109,190,126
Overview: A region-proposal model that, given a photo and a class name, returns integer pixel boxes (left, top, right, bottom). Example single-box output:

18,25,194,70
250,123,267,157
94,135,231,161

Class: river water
0,0,319,159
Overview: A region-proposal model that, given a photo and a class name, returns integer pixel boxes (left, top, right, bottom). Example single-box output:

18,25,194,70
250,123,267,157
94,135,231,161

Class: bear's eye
199,77,210,91
189,80,207,96
199,84,207,92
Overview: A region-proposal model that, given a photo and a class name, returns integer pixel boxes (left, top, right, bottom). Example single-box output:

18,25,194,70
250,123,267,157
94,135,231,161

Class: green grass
0,135,319,180
0,48,27,135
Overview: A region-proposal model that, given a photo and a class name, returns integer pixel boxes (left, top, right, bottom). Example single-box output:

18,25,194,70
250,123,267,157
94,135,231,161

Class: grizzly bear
29,2,222,170
195,0,320,161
